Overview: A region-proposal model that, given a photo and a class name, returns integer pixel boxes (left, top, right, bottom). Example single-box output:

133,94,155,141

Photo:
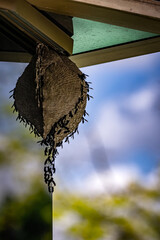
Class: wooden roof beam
27,0,160,34
70,36,160,67
0,0,73,54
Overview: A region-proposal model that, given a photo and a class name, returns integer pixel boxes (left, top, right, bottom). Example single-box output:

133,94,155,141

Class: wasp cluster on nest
10,43,93,193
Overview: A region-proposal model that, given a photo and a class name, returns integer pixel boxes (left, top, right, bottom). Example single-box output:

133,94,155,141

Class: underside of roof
0,0,160,66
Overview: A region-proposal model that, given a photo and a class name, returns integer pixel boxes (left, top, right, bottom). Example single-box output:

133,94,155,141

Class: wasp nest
10,43,92,192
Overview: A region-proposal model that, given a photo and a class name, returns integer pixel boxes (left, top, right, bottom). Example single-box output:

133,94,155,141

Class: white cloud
60,163,160,196
69,164,141,196
94,84,160,151
124,87,156,112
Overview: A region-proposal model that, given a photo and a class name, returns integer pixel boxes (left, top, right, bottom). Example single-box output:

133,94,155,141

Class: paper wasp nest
11,43,92,192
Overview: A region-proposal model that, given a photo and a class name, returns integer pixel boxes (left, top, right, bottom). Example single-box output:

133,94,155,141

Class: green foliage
0,106,51,240
53,182,160,240
68,199,105,240
0,187,52,240
70,221,104,240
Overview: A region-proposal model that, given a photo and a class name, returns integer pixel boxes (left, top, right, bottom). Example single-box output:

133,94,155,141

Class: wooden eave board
0,0,73,54
70,36,160,67
27,0,160,34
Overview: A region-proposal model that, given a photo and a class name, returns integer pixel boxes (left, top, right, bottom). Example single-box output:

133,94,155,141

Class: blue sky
0,52,160,194
82,52,160,173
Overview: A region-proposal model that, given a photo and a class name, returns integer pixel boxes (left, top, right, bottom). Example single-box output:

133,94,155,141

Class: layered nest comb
10,43,92,192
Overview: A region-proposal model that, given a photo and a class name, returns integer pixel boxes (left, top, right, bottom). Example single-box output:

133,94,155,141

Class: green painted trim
72,18,158,54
